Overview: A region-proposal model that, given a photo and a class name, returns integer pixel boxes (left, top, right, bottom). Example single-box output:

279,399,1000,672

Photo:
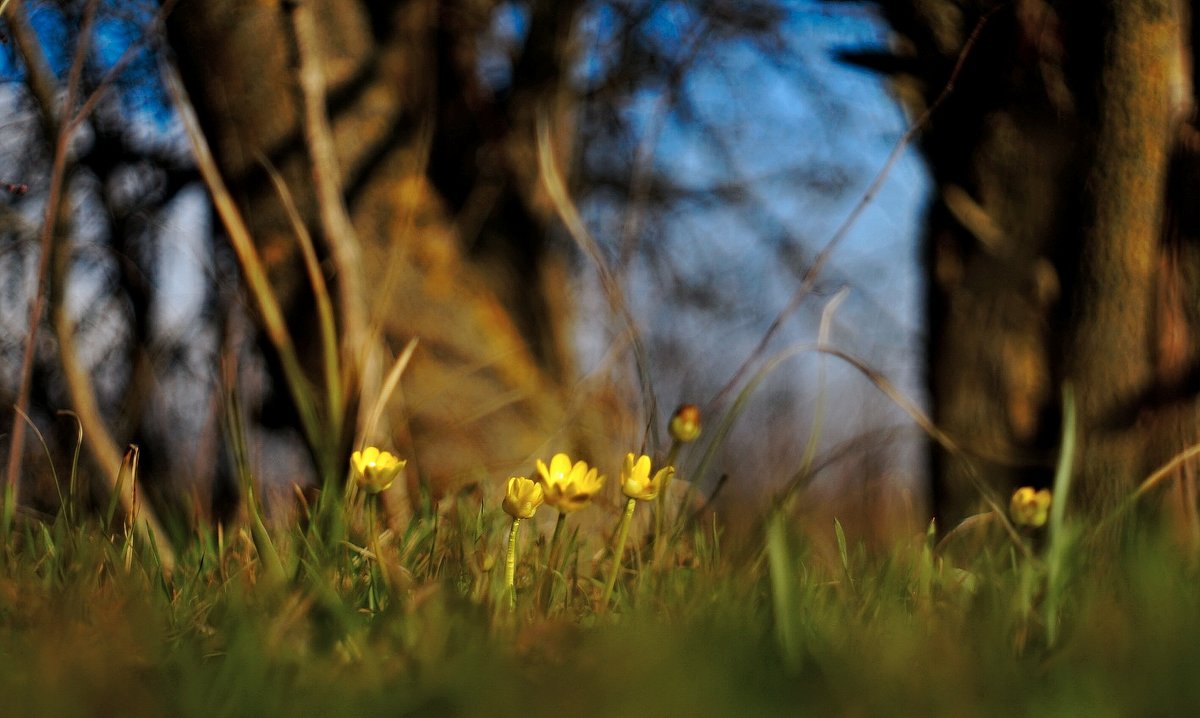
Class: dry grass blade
1135,442,1200,502
12,406,61,502
56,410,84,524
49,0,133,535
816,346,1027,554
161,58,326,476
536,111,659,445
3,0,175,567
260,154,343,440
695,335,1025,554
359,337,419,450
790,286,850,504
1095,440,1200,533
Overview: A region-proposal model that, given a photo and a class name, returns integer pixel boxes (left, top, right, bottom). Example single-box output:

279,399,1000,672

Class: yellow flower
1010,486,1052,528
536,453,605,513
350,446,406,494
503,476,544,519
669,404,702,443
620,453,673,501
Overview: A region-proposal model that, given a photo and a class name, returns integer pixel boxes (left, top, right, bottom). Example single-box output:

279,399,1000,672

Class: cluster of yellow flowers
499,451,679,520
347,446,680,517
350,404,703,610
498,404,700,522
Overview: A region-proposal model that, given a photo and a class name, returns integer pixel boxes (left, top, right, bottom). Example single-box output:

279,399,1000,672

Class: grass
7,69,1190,712
2,467,1200,718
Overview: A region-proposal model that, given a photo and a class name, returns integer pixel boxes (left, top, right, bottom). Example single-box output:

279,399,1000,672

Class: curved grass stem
601,498,638,613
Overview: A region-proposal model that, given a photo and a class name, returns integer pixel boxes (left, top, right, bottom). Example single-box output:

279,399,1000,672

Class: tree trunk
165,0,582,503
1064,0,1181,517
869,0,1199,527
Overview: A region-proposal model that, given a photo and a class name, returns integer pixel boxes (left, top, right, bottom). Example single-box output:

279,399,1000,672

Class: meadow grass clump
3,429,1200,715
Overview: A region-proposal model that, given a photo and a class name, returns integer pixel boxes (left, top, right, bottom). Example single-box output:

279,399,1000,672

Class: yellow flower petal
536,453,604,513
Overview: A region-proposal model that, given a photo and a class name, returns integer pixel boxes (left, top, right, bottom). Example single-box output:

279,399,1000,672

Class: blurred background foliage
0,0,927,541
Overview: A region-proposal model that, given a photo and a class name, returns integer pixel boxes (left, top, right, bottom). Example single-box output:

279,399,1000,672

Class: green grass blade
1045,383,1077,646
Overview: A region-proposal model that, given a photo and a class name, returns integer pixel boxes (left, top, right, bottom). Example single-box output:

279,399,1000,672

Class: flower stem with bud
505,517,522,610
366,494,388,591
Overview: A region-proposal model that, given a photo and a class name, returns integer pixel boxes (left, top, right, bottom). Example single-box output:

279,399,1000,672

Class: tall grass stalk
765,510,802,670
1045,384,1077,646
601,498,638,612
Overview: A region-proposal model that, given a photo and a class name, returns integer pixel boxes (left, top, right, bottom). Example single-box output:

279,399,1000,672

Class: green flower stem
367,495,388,589
654,440,682,550
536,511,569,614
550,511,566,553
505,517,522,609
601,497,638,613
548,511,567,570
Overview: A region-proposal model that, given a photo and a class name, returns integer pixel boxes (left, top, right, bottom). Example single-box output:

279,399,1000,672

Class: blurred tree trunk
865,0,1199,528
164,0,584,504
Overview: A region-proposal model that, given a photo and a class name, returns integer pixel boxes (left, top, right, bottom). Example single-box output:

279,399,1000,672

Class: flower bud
620,453,674,501
503,476,544,519
1009,486,1051,528
669,404,702,443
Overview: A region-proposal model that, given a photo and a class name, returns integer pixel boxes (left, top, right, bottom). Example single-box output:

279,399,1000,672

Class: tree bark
1064,0,1181,517
870,0,1198,527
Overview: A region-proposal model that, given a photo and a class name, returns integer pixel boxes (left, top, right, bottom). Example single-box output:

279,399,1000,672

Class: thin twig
615,19,713,272
3,0,177,564
3,0,66,499
816,346,1028,555
5,0,103,501
537,113,660,447
704,5,1003,414
66,0,182,138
